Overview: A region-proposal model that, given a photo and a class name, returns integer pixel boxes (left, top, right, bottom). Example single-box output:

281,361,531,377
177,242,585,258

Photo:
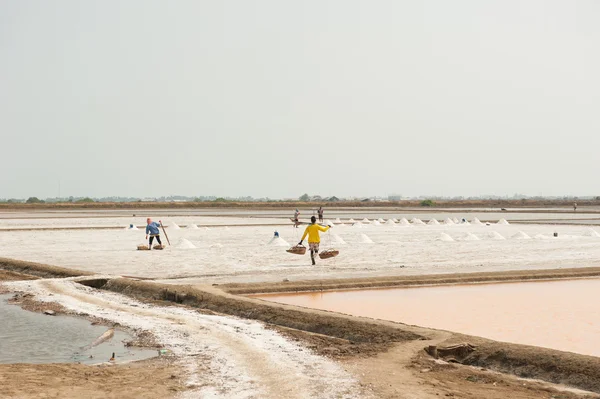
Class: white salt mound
497,219,510,225
359,234,374,244
489,231,506,240
462,232,480,241
437,233,454,242
372,220,381,226
348,218,356,223
427,219,440,225
471,218,483,225
186,223,199,229
411,218,425,225
377,218,385,223
334,218,342,223
399,218,410,226
385,219,396,225
362,218,370,223
452,218,459,224
393,218,399,222
584,228,600,238
444,218,455,225
332,234,347,245
352,222,364,228
175,238,197,249
170,222,181,230
511,231,531,239
267,237,290,247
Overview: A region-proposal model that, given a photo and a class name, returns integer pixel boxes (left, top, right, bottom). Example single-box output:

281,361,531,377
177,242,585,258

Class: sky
1,1,599,199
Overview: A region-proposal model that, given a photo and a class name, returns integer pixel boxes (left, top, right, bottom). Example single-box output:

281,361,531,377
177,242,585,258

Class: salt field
1,213,600,284
253,279,600,357
3,209,600,398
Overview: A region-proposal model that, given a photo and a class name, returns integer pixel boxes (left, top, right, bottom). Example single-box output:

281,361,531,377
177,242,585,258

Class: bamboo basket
319,249,339,259
286,245,307,255
153,244,166,250
137,244,150,250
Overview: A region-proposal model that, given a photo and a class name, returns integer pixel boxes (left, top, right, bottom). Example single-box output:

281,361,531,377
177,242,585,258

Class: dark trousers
149,235,162,247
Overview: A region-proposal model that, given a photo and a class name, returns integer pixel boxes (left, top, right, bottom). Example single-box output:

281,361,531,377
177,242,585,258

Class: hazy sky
2,1,599,199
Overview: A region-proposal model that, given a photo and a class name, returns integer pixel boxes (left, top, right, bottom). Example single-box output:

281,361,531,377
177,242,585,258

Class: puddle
253,279,600,357
0,295,157,364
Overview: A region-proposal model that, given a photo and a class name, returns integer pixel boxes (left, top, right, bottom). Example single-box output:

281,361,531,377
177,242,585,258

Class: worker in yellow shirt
298,216,331,265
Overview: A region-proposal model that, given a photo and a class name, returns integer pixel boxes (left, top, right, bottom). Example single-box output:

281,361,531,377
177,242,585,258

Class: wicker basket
319,249,339,259
153,244,166,250
286,245,307,255
137,244,150,250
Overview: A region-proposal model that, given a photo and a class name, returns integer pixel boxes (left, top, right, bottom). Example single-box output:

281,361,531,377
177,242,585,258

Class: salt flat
2,215,600,284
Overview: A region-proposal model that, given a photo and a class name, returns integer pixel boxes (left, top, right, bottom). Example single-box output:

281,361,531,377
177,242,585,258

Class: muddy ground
2,261,600,398
0,358,184,399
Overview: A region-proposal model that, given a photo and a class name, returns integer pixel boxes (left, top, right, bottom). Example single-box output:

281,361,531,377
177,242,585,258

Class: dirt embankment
79,277,422,345
222,267,600,295
0,198,599,210
0,257,92,279
79,276,600,394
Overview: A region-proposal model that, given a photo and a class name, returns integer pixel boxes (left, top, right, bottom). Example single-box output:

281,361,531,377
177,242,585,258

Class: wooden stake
160,221,171,246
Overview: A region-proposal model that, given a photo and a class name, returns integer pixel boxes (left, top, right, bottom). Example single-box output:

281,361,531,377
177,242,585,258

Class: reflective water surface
254,279,600,357
0,295,156,364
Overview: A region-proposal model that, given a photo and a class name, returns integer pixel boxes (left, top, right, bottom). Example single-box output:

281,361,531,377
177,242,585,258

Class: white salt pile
169,222,181,230
460,220,471,225
332,234,347,245
348,218,356,223
411,218,425,225
399,218,410,226
489,231,506,240
267,237,290,247
452,217,459,224
334,218,342,224
359,234,374,244
377,218,385,223
362,218,370,223
385,219,396,225
437,233,454,242
444,218,455,225
511,231,531,239
186,223,199,229
393,218,399,222
462,232,480,241
352,222,364,228
175,238,197,249
471,218,483,225
372,220,381,226
497,219,510,225
583,228,600,238
427,219,440,225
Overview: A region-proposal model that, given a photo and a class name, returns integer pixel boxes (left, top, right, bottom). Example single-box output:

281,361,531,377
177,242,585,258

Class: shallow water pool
0,295,157,364
253,278,600,357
